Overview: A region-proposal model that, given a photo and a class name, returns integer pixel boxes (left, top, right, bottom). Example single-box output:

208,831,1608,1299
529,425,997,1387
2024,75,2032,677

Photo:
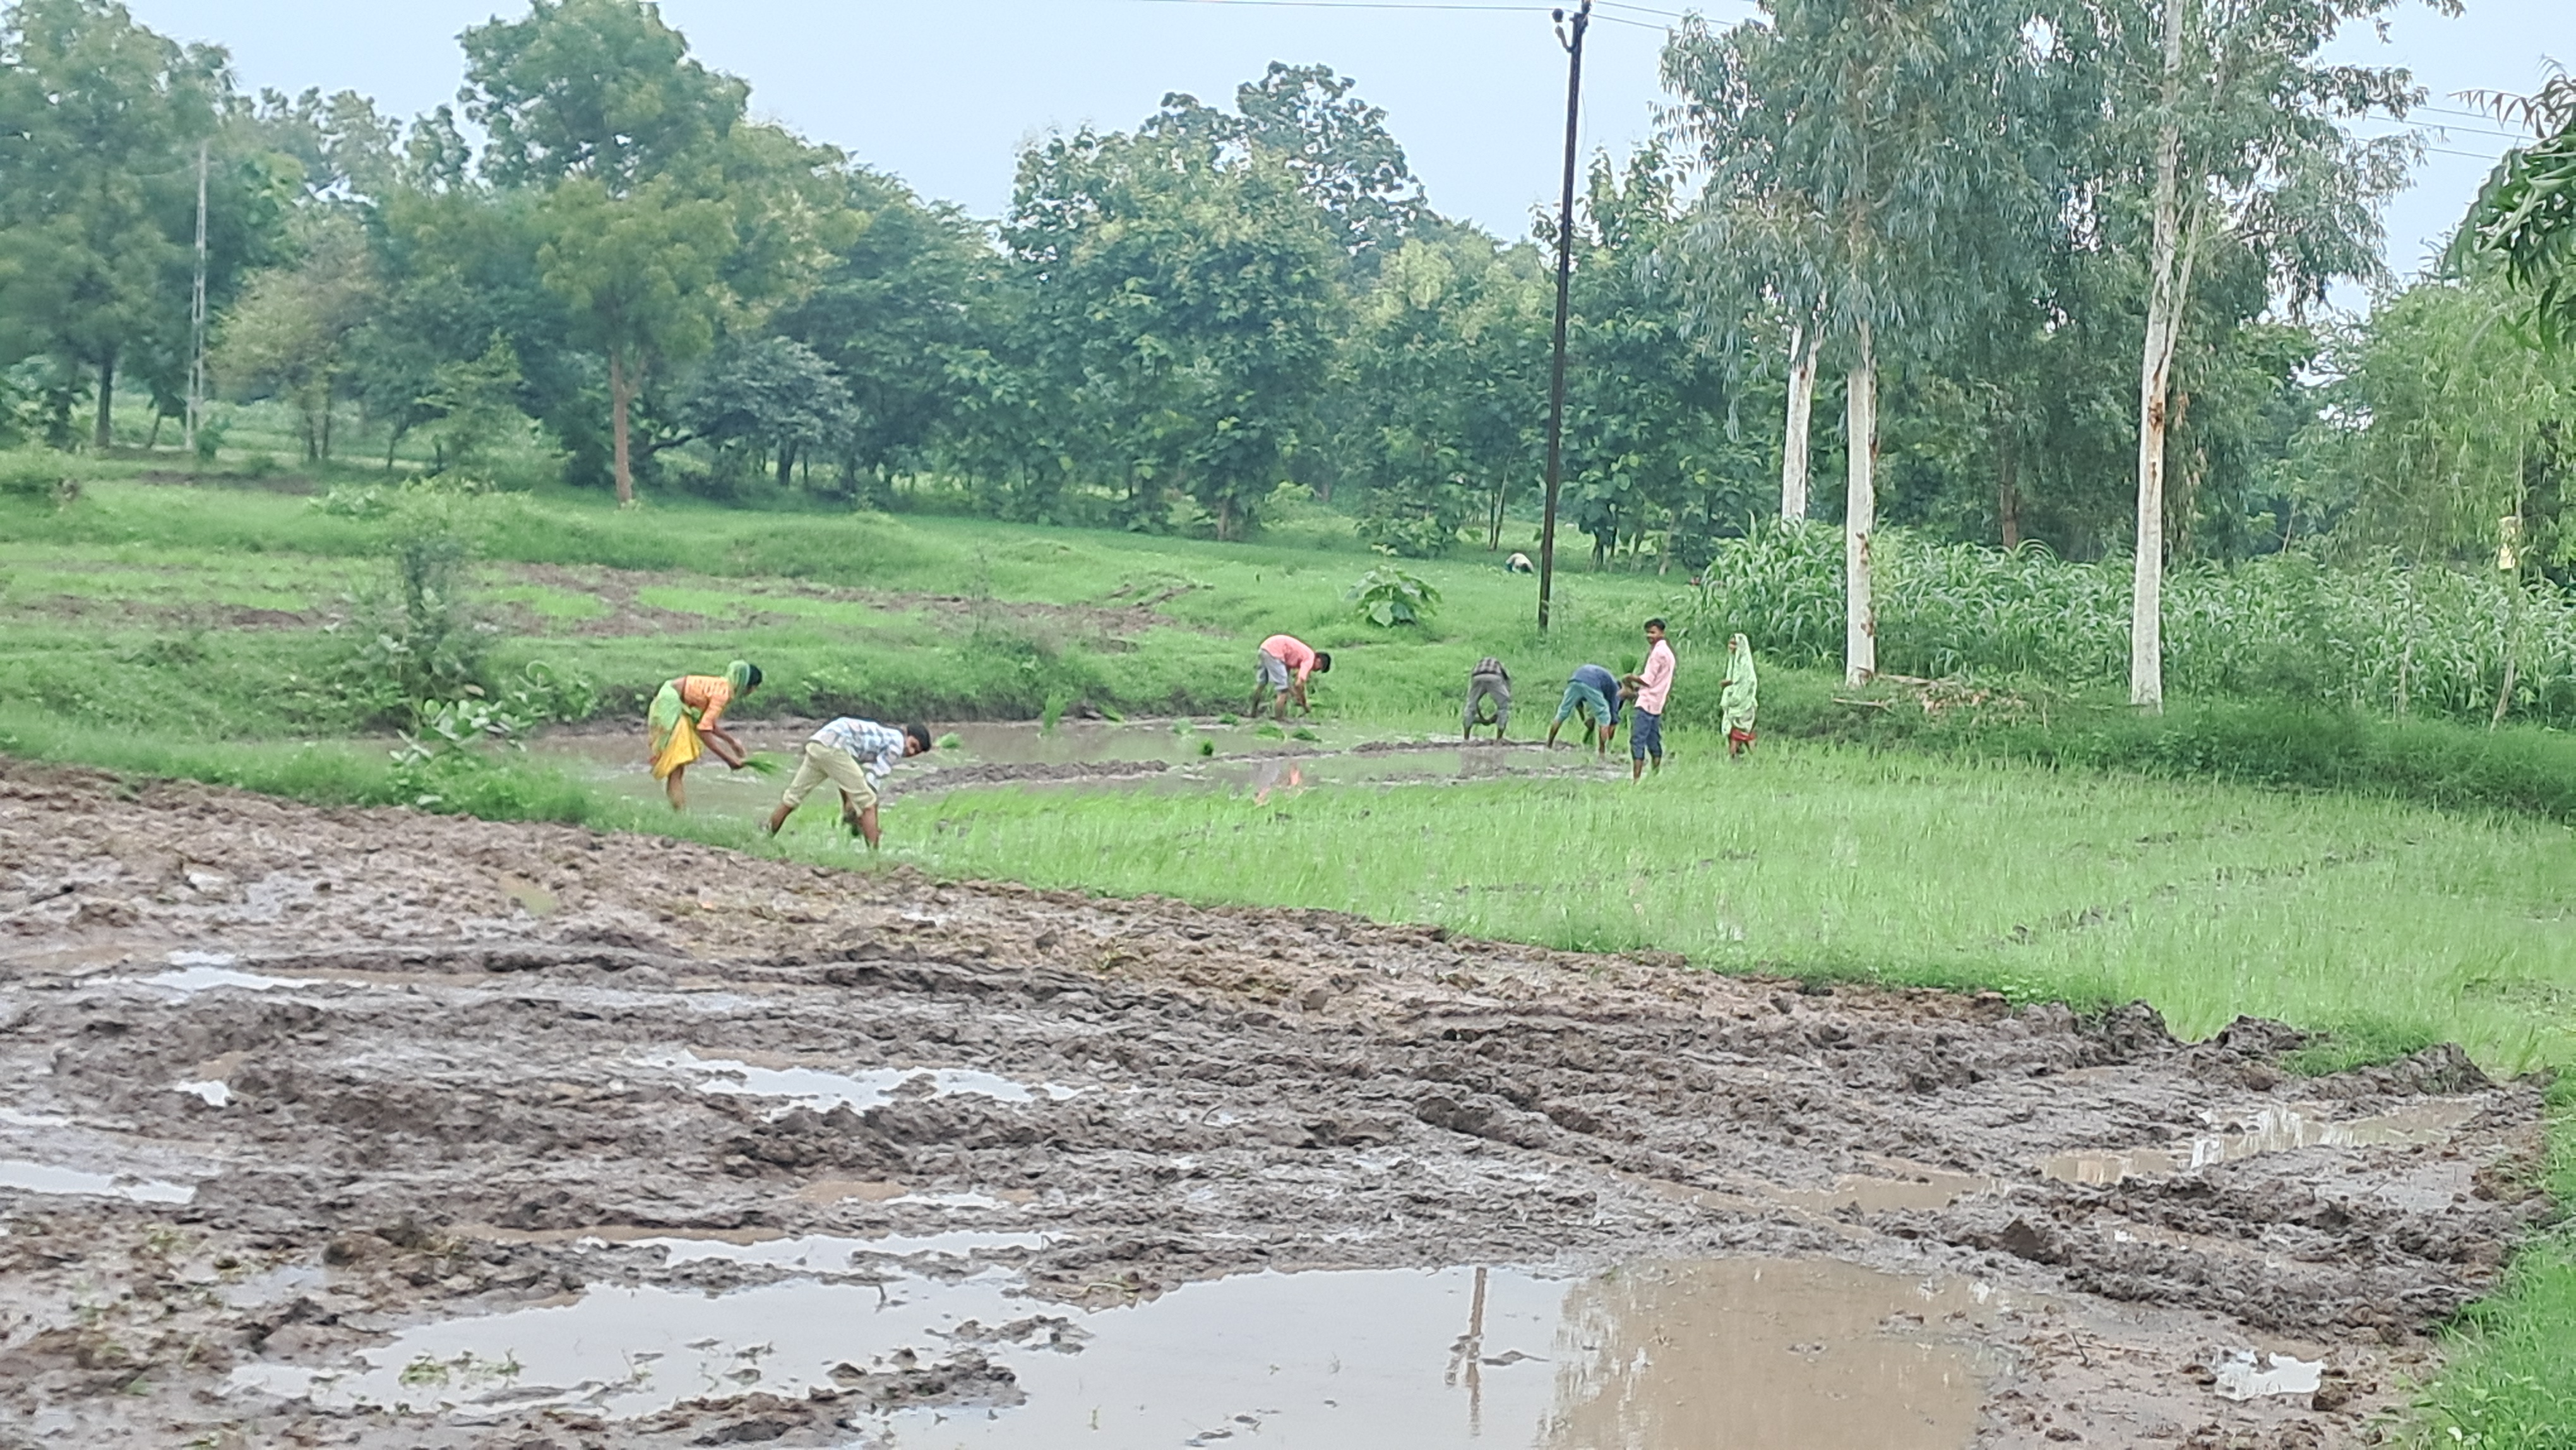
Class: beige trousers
780,740,880,812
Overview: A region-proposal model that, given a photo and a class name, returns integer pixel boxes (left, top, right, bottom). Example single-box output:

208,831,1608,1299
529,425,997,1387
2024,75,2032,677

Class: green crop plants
1686,521,2576,728
905,745,2576,1073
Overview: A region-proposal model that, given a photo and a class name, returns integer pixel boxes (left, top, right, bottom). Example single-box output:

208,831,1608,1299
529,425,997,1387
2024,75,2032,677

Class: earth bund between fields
0,761,2553,1449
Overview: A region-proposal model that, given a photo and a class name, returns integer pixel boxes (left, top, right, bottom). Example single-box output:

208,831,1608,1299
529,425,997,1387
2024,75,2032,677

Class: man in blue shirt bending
1546,663,1629,758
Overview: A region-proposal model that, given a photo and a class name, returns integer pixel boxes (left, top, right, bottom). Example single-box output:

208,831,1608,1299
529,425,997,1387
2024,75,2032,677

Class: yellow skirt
647,681,705,779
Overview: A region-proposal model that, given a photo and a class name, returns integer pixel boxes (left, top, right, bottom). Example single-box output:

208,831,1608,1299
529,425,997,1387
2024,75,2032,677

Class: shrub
1347,567,1443,628
338,487,498,723
0,447,91,504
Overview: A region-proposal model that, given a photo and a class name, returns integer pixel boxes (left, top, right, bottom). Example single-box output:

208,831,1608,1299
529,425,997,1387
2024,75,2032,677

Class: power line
1114,0,1670,26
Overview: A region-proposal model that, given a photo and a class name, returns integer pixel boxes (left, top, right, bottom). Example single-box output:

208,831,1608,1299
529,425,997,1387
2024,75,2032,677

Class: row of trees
4,0,2569,704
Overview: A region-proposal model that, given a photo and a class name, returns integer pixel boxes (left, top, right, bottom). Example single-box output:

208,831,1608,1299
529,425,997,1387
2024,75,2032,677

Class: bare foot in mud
0,758,2548,1449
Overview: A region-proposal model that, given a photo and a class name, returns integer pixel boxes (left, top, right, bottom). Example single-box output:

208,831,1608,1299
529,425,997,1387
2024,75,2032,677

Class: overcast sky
129,0,2576,297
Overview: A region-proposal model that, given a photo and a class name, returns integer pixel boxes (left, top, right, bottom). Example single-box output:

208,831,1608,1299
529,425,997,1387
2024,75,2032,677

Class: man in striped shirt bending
765,717,933,850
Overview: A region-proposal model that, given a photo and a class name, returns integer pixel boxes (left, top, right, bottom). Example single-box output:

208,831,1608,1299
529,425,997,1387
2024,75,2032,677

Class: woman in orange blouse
647,660,760,810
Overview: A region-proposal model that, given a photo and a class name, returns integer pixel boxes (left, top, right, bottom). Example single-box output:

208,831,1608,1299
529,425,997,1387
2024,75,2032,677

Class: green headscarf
725,659,758,697
1722,634,1758,730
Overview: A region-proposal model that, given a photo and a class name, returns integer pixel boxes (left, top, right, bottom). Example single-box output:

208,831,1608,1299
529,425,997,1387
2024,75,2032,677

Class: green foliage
339,484,496,721
1687,520,2576,726
1006,105,1347,539
0,0,295,448
0,445,88,501
210,212,379,462
1346,566,1440,628
2461,78,2576,349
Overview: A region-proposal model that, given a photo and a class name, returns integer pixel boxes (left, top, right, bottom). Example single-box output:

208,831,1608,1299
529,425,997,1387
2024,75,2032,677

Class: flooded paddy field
527,717,1629,825
0,760,2552,1448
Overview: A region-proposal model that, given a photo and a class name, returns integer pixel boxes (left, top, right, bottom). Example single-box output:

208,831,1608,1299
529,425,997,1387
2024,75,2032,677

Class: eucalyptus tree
2096,0,2421,709
1660,23,1832,525
1664,0,2055,682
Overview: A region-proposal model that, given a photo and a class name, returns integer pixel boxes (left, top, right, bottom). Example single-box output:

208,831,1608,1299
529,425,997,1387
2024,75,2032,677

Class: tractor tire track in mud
0,761,2551,1448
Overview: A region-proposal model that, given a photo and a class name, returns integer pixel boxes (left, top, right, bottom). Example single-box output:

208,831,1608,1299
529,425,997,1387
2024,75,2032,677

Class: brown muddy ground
0,760,2551,1449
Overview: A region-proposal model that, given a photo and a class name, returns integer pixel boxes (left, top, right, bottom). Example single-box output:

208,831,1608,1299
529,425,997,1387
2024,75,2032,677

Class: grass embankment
0,473,1676,734
4,466,2572,1441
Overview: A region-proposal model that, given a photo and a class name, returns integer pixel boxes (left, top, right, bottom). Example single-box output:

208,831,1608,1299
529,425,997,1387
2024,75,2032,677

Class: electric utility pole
1536,0,1591,632
186,138,208,461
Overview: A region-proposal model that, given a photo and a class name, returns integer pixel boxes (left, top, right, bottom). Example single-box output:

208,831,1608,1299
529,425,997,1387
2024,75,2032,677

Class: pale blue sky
129,0,2575,291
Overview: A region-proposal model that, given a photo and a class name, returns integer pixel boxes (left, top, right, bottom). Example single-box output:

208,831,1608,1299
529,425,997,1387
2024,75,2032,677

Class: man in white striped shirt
765,717,932,849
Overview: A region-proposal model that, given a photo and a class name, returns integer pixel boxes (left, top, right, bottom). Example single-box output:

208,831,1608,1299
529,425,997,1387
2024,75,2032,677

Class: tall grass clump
1687,522,2576,726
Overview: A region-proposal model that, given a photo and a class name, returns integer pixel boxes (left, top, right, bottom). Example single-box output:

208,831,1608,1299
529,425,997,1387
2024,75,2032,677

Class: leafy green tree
456,0,847,503
414,335,537,480
1233,62,1425,265
0,0,288,449
2303,273,2576,573
211,211,378,458
534,176,736,503
1007,115,1345,539
773,168,1003,498
1347,231,1549,556
1560,147,1758,573
672,335,854,489
458,0,746,193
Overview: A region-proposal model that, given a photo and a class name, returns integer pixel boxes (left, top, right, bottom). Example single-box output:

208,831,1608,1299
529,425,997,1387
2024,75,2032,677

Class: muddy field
0,760,2552,1449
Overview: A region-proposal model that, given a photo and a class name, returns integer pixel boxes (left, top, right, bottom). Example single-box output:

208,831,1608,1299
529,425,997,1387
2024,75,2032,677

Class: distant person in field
1721,633,1760,759
1462,656,1512,740
647,660,760,810
1506,551,1534,575
765,717,932,850
1547,662,1626,757
1254,633,1332,720
1623,618,1676,781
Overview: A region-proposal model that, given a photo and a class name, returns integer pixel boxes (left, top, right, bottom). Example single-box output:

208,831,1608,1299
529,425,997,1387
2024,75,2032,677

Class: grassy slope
4,464,2572,1441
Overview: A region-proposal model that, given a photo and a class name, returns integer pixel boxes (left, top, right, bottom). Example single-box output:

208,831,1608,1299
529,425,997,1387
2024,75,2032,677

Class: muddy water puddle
2212,1349,2327,1401
2042,1101,2481,1185
0,1158,194,1204
527,719,1614,825
230,1255,2007,1447
640,1049,1079,1114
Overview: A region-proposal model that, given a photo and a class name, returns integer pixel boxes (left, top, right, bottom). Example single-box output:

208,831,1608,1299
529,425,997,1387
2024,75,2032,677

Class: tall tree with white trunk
1664,0,2055,683
2104,0,2426,709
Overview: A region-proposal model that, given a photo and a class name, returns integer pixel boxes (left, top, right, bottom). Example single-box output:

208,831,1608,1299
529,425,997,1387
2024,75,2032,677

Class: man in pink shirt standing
1623,618,1676,781
1254,633,1333,720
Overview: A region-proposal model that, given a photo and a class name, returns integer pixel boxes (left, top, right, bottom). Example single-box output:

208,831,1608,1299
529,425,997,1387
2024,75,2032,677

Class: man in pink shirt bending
1622,618,1676,781
1254,633,1333,720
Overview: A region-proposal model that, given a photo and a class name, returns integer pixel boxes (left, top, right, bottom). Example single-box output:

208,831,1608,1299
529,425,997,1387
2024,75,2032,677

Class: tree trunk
146,413,163,450
609,351,636,506
93,353,116,452
2130,0,2191,714
1782,323,1817,522
776,440,795,490
321,397,333,462
1844,318,1878,685
1998,428,2021,548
